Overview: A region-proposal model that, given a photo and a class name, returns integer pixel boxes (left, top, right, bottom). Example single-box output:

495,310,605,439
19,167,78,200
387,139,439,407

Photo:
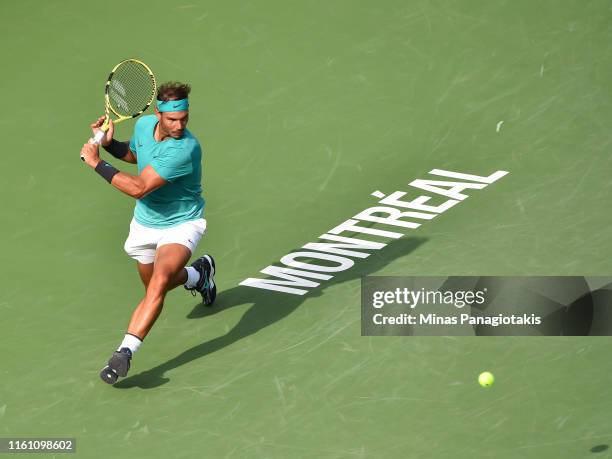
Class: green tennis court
1,0,611,457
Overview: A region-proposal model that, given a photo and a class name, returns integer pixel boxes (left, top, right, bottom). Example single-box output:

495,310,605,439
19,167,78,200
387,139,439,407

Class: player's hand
80,143,101,169
90,116,114,147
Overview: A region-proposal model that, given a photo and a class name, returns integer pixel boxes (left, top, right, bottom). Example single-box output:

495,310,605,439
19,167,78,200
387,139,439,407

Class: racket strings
108,61,155,116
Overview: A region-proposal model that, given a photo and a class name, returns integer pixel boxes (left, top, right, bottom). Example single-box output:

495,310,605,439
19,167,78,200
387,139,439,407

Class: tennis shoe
99,347,132,384
185,254,216,306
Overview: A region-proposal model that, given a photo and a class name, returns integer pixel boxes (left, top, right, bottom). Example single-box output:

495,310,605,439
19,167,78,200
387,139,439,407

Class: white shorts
124,218,207,264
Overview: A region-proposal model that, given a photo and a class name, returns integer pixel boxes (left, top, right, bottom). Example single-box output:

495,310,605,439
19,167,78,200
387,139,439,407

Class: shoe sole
203,255,216,306
100,366,119,385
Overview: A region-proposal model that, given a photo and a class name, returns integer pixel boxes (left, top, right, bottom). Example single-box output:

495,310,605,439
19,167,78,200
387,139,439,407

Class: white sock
185,266,200,289
117,333,142,354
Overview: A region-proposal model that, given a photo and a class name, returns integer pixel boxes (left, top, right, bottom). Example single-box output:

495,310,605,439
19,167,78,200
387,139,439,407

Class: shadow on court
115,237,428,389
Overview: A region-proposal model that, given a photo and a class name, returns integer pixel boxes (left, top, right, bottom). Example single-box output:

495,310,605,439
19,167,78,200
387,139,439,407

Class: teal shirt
129,115,205,228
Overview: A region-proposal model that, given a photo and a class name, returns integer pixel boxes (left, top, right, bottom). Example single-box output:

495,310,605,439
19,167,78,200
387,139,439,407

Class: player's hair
157,81,191,101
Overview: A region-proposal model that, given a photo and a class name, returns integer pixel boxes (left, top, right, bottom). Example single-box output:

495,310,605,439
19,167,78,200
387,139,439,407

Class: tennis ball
478,371,495,387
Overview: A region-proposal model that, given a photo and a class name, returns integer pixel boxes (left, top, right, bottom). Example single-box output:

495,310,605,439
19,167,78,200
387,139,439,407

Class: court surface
1,1,611,457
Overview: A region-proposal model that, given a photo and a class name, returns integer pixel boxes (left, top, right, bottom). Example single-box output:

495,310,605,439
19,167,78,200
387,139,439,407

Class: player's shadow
115,237,427,389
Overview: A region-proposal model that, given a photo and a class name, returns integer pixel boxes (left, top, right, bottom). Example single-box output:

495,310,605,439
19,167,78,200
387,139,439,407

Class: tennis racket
82,59,156,160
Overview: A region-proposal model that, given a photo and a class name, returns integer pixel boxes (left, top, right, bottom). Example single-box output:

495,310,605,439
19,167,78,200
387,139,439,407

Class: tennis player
80,82,216,385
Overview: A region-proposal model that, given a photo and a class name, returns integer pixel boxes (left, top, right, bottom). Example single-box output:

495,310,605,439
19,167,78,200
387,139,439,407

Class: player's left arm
80,143,166,199
108,165,166,199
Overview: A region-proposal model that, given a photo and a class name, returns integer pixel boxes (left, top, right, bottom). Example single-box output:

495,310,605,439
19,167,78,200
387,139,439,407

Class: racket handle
81,130,106,161
90,130,105,144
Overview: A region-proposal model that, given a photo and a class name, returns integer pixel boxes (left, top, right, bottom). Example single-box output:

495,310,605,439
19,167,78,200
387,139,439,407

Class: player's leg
131,225,190,291
100,243,191,384
157,217,216,305
126,243,192,338
101,218,214,384
137,260,197,291
137,261,154,290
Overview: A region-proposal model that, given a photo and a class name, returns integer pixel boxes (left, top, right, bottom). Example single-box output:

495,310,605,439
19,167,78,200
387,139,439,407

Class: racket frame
89,58,157,145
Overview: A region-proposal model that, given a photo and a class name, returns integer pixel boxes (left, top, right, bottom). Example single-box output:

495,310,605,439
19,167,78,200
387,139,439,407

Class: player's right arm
90,116,137,164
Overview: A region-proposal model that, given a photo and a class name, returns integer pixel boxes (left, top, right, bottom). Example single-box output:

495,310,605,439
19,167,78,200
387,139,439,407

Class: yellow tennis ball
478,371,495,387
